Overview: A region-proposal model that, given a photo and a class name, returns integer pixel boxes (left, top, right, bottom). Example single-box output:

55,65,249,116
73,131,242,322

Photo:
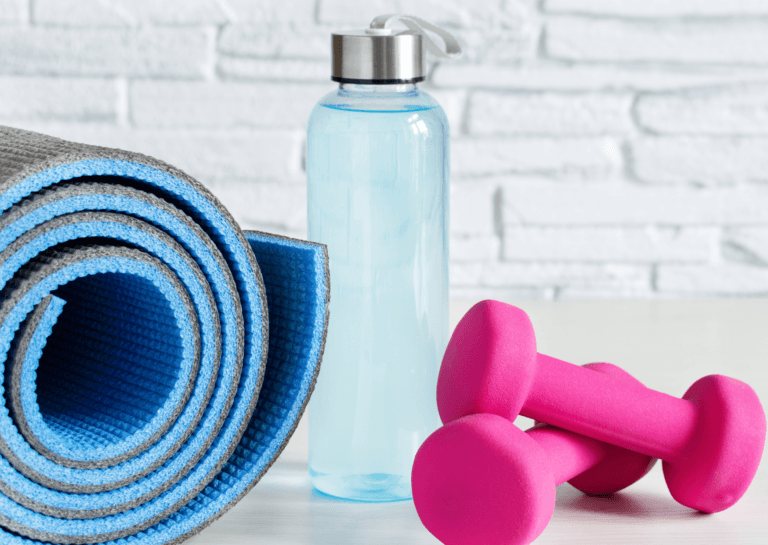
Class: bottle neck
339,82,417,93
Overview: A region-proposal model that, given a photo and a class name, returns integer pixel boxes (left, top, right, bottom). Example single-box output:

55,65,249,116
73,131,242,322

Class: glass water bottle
306,16,459,502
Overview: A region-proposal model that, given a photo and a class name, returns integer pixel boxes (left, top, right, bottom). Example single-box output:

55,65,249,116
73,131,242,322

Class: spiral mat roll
0,126,329,544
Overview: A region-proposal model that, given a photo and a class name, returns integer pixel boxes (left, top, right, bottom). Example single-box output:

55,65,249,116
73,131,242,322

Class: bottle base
310,469,412,502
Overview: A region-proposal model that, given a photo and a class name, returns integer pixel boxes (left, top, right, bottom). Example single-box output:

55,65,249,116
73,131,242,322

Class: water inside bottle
307,99,449,502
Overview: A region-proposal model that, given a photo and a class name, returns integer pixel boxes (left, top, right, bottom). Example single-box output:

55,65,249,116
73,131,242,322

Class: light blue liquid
306,84,449,501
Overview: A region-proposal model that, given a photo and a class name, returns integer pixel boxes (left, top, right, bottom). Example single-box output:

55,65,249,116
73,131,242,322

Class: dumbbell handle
523,354,698,462
527,425,611,486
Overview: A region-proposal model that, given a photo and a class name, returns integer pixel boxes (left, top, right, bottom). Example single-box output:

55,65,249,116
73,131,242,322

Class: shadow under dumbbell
555,484,706,519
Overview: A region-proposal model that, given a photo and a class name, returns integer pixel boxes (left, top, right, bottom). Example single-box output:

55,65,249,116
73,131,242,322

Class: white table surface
187,299,768,544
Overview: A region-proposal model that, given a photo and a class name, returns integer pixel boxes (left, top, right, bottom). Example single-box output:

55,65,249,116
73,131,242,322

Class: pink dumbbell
437,300,766,513
413,363,658,545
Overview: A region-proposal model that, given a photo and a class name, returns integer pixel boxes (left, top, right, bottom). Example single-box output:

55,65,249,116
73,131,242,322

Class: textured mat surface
0,126,329,544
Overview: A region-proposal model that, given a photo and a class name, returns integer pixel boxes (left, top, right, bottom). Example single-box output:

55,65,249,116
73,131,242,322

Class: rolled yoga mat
0,126,329,544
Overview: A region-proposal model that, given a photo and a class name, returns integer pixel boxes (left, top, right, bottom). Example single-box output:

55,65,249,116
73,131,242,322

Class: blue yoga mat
0,126,329,544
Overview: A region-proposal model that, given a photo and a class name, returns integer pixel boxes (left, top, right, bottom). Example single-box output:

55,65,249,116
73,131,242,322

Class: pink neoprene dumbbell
414,416,650,545
413,363,658,545
437,300,766,513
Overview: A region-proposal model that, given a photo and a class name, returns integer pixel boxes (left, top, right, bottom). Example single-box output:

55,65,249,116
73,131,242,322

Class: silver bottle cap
332,28,425,84
330,15,461,84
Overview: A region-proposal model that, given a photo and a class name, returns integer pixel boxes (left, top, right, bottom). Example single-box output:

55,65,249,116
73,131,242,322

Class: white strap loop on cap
370,14,462,59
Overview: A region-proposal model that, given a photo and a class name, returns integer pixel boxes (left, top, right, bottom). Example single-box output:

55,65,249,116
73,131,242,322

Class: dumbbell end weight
412,414,554,545
662,374,766,513
437,300,537,425
412,413,655,545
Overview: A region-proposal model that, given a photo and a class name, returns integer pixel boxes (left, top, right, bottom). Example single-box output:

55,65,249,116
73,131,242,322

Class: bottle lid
331,14,461,84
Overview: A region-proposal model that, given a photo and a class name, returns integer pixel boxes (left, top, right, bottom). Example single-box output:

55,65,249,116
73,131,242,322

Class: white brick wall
636,85,768,135
0,77,116,121
469,91,633,136
2,0,768,298
546,18,768,65
0,28,212,77
452,137,622,178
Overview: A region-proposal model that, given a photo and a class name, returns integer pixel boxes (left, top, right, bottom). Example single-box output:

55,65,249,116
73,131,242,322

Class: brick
0,77,116,122
224,0,316,24
544,0,768,17
450,261,650,290
722,228,768,266
450,181,497,235
546,18,768,65
657,263,768,295
33,0,227,26
469,91,632,136
11,123,304,182
32,0,126,26
125,0,227,25
451,235,500,262
503,226,717,263
218,57,328,82
432,63,768,91
0,0,24,24
452,137,622,179
219,24,331,59
0,29,209,77
636,85,768,135
500,179,768,226
204,180,307,232
131,81,333,129
632,137,768,184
